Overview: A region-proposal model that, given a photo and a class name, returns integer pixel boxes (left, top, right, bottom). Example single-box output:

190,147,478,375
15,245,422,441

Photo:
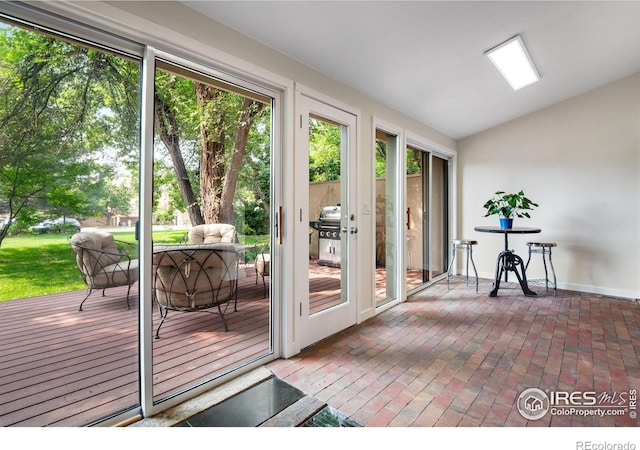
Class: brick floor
267,277,640,427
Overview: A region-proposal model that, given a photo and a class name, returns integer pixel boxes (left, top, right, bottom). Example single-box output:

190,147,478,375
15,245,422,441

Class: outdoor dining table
474,226,541,298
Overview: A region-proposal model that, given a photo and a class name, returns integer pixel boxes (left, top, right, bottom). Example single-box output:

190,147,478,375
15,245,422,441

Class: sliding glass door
0,3,280,425
150,60,274,403
0,10,142,426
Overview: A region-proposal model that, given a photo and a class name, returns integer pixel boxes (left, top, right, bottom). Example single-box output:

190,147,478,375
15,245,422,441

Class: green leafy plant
483,190,539,219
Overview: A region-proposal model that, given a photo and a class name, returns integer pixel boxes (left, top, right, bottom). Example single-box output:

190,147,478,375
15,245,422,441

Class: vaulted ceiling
183,1,640,139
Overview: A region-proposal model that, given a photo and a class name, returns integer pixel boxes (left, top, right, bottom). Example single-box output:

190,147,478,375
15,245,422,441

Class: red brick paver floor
267,278,640,427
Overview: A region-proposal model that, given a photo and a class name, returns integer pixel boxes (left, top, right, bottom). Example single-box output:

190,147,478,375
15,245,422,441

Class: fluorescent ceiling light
485,35,540,91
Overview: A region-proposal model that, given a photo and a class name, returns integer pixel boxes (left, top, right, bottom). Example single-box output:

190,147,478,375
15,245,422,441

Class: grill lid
319,205,341,222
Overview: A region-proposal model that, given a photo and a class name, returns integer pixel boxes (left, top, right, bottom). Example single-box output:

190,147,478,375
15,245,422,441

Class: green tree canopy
0,19,274,247
0,24,140,245
309,118,341,182
154,65,270,230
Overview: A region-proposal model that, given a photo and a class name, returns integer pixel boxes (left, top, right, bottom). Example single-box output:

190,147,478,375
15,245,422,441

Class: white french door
294,92,358,349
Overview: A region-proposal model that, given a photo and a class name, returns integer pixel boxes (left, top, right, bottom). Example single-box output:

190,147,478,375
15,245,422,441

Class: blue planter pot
499,218,513,229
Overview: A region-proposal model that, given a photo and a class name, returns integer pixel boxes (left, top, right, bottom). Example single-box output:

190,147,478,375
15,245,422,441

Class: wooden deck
0,261,429,426
0,263,272,427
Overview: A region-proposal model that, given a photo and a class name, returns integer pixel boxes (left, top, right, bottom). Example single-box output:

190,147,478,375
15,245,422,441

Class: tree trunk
195,83,265,226
195,83,226,224
0,178,42,249
218,98,265,224
154,94,204,226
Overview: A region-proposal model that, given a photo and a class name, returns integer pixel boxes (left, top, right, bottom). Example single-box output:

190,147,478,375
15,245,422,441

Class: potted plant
483,190,539,229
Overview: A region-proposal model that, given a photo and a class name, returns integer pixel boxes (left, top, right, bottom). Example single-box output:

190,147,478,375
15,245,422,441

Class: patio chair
70,231,139,311
255,242,270,298
187,223,240,300
187,223,237,244
152,244,239,338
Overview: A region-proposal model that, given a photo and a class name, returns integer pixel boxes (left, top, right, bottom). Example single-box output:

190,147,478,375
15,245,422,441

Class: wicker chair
152,244,239,339
187,223,237,244
69,231,139,311
254,243,270,298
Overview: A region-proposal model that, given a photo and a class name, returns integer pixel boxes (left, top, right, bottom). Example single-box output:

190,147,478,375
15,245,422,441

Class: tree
0,21,272,249
81,168,135,225
196,86,265,224
153,66,270,229
309,118,341,182
237,114,272,234
153,72,204,226
0,26,140,246
152,159,186,221
375,139,387,178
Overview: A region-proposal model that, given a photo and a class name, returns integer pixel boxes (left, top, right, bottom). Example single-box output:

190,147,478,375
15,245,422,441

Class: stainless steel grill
311,205,341,267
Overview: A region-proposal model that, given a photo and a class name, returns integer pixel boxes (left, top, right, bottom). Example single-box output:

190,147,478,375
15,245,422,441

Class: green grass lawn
0,229,185,302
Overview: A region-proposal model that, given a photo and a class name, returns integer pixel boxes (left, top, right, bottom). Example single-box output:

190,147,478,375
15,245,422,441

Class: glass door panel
151,61,273,402
406,148,427,290
406,147,450,292
0,17,141,425
375,130,399,307
431,155,449,277
308,116,345,315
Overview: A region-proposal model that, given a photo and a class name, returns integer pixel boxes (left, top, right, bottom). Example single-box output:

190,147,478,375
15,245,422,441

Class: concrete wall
458,72,640,299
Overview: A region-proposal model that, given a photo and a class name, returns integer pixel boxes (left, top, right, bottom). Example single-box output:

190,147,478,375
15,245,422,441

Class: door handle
341,227,358,234
279,206,283,245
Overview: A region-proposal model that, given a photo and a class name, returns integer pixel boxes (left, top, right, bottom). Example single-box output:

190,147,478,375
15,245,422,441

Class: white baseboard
475,271,639,301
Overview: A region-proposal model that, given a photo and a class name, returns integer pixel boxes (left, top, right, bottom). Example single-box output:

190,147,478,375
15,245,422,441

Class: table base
489,250,537,297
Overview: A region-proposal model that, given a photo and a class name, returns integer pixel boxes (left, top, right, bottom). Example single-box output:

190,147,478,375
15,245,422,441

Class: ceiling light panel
486,35,540,91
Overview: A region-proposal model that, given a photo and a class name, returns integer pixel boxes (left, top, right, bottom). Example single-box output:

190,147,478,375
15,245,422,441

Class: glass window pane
431,156,449,277
0,19,141,426
406,148,450,292
375,131,399,307
406,147,427,290
308,116,344,314
151,63,273,401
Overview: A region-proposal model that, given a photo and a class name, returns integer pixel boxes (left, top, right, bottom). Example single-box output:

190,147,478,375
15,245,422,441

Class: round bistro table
474,226,541,297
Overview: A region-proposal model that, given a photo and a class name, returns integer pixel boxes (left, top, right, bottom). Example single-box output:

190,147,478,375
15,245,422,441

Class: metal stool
525,242,557,297
446,239,478,293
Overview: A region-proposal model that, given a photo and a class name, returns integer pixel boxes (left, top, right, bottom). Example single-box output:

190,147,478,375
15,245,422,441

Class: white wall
458,72,640,299
99,0,455,140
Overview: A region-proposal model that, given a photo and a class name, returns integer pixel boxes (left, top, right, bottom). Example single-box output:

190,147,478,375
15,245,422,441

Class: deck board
0,271,273,426
0,261,418,426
